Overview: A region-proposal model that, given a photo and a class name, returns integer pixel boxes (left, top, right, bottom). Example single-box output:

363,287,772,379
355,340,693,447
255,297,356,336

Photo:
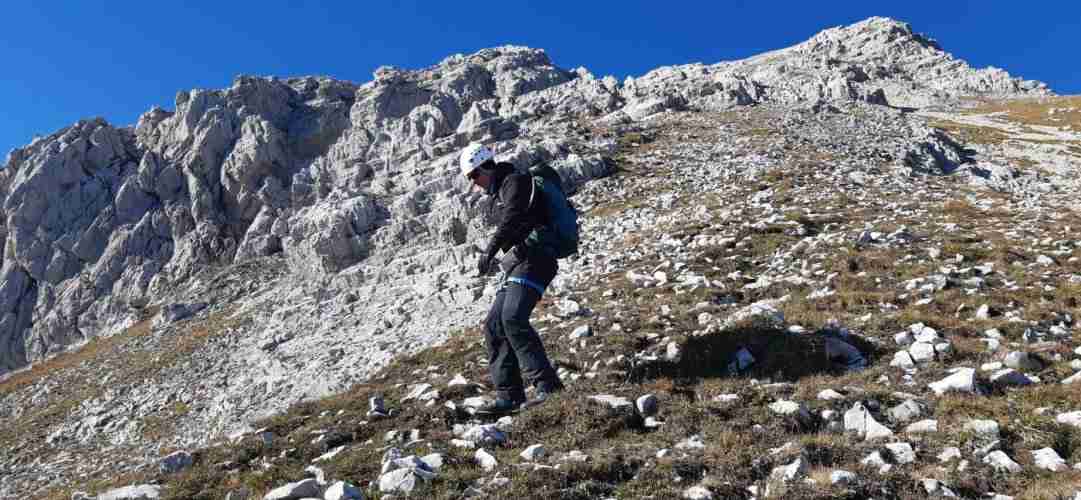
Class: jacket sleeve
484,173,535,259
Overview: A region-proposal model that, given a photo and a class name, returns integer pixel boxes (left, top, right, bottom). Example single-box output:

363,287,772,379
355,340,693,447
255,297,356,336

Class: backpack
524,163,579,259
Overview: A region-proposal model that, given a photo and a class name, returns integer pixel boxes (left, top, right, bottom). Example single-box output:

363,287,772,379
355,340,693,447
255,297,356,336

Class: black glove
477,253,493,276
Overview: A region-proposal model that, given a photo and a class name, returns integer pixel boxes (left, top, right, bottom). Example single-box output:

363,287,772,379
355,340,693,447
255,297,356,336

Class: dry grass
967,95,1081,129
0,306,159,397
20,108,1081,500
12,307,250,500
928,119,1011,145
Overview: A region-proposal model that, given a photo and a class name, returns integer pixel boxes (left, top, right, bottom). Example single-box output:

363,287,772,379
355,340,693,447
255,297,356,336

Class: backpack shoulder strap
527,173,537,211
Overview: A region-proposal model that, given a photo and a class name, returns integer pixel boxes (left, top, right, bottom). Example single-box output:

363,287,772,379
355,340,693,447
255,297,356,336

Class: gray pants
483,252,561,402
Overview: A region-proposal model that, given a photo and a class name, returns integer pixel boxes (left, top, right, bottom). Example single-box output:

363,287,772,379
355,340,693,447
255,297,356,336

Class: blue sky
3,1,1078,157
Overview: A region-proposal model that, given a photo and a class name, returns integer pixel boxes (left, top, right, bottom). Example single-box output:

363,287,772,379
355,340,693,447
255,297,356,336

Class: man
460,143,564,415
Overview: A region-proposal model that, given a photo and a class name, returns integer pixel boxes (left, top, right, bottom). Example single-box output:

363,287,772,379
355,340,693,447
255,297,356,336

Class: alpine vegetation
1,16,1080,500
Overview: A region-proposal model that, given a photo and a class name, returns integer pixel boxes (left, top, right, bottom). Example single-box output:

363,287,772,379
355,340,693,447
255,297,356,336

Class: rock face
0,47,618,377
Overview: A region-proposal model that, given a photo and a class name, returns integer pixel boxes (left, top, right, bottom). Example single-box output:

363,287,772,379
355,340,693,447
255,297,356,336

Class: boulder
830,470,857,485
884,442,916,464
770,400,814,430
324,481,364,500
982,451,1022,474
379,468,423,495
963,419,1000,439
475,448,499,471
263,479,321,500
905,420,938,434
682,486,714,500
520,444,546,461
844,402,893,440
1004,351,1043,371
888,399,923,423
589,394,633,410
928,368,979,395
990,368,1033,387
1056,411,1081,429
98,485,162,500
1031,447,1067,472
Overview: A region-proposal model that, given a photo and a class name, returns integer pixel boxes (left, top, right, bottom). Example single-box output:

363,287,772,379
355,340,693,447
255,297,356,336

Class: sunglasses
467,169,481,180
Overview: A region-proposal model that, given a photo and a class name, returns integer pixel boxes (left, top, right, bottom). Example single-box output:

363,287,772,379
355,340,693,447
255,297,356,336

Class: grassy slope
14,105,1081,500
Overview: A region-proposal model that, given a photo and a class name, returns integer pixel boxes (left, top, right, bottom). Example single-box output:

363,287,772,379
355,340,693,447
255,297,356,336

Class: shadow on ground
631,325,887,384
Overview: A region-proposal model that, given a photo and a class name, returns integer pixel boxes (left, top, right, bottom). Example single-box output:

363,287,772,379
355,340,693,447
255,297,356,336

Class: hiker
460,143,576,415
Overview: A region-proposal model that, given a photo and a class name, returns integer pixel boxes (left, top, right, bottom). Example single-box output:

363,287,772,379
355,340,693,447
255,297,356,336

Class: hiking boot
520,383,563,411
475,398,521,416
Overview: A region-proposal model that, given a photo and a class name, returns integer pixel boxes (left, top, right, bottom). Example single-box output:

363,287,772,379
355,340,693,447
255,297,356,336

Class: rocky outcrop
0,47,620,376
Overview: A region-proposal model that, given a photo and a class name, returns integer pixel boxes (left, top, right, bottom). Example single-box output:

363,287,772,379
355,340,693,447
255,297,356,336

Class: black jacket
483,162,546,260
482,162,558,292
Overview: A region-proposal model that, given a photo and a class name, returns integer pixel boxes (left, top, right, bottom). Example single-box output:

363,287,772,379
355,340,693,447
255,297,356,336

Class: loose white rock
324,481,365,500
830,470,857,485
885,442,916,464
860,451,891,474
460,424,507,445
990,368,1033,387
476,448,499,471
676,435,706,451
928,368,978,395
770,400,812,423
561,450,590,463
982,450,1022,473
589,394,633,410
817,389,845,401
891,350,916,369
909,342,936,363
767,456,809,497
964,419,1001,439
521,444,546,462
938,447,962,462
379,468,424,495
905,419,938,434
888,399,923,423
1056,411,1081,429
1031,447,1067,472
420,453,444,472
263,478,321,500
844,402,894,440
97,485,162,500
921,479,958,497
682,485,714,499
1004,351,1043,371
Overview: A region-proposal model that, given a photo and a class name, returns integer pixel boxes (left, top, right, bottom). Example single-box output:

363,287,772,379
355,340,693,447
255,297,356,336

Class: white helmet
459,143,494,178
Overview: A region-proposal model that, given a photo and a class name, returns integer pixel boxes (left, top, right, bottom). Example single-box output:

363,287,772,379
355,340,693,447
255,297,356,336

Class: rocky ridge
1,16,1079,499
